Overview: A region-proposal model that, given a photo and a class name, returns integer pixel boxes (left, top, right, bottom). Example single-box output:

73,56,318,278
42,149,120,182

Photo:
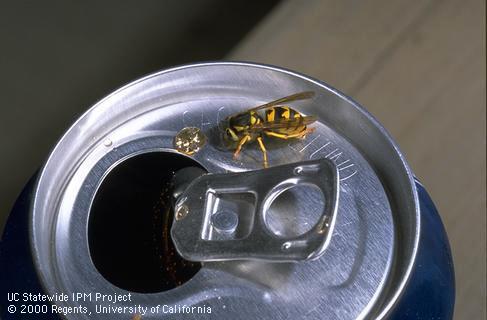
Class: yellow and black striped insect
220,91,317,168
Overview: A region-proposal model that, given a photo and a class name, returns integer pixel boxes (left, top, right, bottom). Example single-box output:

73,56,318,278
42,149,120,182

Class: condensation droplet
174,127,207,156
103,138,113,147
281,242,292,250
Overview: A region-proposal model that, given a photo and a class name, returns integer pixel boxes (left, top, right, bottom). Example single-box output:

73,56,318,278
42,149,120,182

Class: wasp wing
246,91,315,112
248,115,318,131
225,91,316,119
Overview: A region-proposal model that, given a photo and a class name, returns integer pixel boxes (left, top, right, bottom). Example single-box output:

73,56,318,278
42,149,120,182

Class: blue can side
389,181,455,319
0,175,57,320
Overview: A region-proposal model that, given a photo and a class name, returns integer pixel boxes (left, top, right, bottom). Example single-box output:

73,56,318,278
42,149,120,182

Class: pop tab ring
171,159,339,262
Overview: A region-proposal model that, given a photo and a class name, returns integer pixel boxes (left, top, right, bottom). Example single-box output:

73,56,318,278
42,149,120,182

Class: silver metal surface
171,159,339,262
30,62,419,319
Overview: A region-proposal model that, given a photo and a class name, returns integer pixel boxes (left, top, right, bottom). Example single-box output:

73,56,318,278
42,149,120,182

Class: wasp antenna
300,91,315,98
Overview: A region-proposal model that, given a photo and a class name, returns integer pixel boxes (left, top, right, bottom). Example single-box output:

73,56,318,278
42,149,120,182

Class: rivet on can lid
211,210,239,234
174,127,207,155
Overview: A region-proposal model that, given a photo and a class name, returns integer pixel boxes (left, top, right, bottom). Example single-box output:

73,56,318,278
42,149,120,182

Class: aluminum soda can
0,62,454,319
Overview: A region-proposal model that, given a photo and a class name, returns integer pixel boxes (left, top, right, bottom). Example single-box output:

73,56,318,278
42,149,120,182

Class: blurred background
0,1,484,319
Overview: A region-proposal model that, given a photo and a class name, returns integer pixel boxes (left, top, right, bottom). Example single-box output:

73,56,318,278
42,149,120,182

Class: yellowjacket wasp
220,91,317,168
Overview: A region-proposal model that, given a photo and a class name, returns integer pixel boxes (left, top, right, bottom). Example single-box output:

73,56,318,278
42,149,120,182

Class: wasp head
218,118,240,149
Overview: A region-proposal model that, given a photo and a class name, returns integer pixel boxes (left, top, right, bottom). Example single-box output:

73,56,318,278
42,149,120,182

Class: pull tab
171,159,339,262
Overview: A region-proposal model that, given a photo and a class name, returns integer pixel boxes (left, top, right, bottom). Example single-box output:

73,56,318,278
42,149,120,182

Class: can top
31,62,419,319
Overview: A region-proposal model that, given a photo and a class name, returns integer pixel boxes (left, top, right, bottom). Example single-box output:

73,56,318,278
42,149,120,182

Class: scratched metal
30,63,419,319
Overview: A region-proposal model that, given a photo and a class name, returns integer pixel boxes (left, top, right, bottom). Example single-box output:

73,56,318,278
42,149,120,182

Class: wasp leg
256,136,268,168
297,127,316,138
233,135,251,159
265,127,315,140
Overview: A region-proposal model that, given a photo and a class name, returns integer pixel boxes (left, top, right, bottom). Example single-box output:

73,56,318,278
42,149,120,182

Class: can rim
29,61,420,318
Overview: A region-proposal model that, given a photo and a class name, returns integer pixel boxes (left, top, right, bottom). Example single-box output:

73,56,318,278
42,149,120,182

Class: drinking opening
88,151,204,293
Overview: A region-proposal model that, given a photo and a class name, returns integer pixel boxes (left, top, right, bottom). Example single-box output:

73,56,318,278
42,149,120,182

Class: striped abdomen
265,106,306,133
229,111,262,132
